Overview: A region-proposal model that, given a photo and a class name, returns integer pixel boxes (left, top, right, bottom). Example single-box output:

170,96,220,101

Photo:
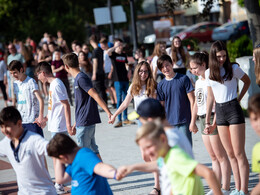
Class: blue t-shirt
74,72,101,126
157,73,194,126
66,148,113,195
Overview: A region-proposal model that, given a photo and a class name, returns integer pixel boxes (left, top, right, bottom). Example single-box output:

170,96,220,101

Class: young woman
150,41,166,81
78,51,92,78
253,44,260,86
205,41,251,195
189,52,231,195
134,48,146,63
109,61,157,126
166,36,189,75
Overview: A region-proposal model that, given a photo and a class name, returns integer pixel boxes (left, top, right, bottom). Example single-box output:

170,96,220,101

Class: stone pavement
0,99,259,195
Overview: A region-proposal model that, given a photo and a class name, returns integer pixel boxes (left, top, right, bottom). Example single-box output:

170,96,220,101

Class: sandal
149,187,161,195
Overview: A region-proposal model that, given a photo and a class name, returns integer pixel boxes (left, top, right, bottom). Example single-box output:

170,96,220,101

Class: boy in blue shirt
47,133,116,195
156,54,195,145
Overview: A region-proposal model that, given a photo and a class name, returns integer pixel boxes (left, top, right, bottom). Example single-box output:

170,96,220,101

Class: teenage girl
166,36,190,75
205,41,251,195
253,44,260,86
109,61,157,126
189,52,231,195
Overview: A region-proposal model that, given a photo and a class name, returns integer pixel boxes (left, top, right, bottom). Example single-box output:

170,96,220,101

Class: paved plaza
0,99,259,194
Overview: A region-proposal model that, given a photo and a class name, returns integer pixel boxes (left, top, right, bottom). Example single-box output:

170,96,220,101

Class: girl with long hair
205,41,251,195
78,51,92,78
189,51,231,195
253,44,260,86
166,36,189,75
150,41,166,81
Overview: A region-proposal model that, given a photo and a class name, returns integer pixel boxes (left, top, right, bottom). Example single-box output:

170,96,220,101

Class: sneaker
114,121,123,128
222,189,231,195
206,189,213,195
239,190,249,195
55,183,65,194
123,119,136,125
230,189,240,195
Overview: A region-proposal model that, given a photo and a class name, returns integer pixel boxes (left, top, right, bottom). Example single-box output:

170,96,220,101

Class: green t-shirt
252,142,260,173
164,146,204,195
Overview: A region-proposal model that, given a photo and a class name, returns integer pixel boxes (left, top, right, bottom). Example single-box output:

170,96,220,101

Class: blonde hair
253,47,260,85
135,121,165,144
131,61,157,97
151,41,166,58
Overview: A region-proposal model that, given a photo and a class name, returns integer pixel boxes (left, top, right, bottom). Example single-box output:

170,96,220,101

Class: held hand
203,124,211,134
207,124,216,135
116,165,133,180
108,115,116,124
67,125,76,136
189,123,198,134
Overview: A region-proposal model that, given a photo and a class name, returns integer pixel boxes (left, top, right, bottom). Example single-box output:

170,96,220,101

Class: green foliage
182,38,200,51
227,35,253,62
238,0,260,7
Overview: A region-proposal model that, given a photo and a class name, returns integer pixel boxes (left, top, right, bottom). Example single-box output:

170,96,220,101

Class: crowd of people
0,31,260,195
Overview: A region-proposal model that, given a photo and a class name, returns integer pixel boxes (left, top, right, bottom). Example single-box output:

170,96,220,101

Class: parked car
176,22,221,42
212,20,250,41
143,25,187,44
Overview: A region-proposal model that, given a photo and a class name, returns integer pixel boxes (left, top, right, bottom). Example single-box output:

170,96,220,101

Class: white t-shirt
103,50,112,74
0,131,56,195
166,47,187,69
0,60,7,81
205,64,245,103
48,78,69,132
195,76,215,116
151,56,162,74
13,76,39,124
127,84,149,110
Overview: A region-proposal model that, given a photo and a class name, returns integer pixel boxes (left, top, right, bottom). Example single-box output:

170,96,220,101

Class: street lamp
130,0,138,53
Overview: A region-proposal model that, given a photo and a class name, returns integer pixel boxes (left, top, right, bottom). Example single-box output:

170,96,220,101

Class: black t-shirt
109,52,128,82
92,47,104,76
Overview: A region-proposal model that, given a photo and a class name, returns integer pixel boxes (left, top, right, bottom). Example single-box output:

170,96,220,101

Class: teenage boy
35,61,74,137
156,54,195,145
0,106,56,194
9,60,45,137
248,94,260,195
47,133,116,195
107,39,134,127
116,122,222,195
62,53,112,160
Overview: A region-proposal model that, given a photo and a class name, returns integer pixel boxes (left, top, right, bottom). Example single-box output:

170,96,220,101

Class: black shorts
215,98,245,126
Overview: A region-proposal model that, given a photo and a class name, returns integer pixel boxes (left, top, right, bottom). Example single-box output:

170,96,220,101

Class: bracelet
113,170,117,180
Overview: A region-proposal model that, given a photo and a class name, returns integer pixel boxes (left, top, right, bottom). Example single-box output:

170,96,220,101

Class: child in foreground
116,122,222,195
47,133,116,195
0,106,56,194
248,93,260,195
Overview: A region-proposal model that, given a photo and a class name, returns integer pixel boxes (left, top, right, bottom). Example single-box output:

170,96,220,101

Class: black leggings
0,80,7,100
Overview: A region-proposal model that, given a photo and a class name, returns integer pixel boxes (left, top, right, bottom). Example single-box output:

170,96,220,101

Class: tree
161,0,260,47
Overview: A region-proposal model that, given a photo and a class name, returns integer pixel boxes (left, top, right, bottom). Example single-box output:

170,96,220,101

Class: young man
156,54,195,145
116,122,222,195
248,94,260,195
9,60,45,137
47,133,116,195
107,39,134,127
62,53,112,160
89,35,107,104
0,106,56,194
35,61,74,137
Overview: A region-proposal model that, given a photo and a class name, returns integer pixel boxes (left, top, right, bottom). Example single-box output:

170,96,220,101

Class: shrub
227,35,253,62
182,38,200,51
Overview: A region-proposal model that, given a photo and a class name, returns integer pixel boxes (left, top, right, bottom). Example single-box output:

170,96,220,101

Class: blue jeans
114,81,129,121
174,123,192,146
76,125,99,154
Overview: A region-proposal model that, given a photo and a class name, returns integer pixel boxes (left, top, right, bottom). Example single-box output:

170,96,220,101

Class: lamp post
130,0,138,53
108,0,114,40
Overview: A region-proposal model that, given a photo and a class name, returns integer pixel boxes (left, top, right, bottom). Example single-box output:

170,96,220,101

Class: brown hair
253,46,260,85
78,51,92,73
8,60,24,72
35,61,52,75
170,36,186,65
99,37,108,44
131,61,157,97
62,53,79,68
157,54,173,71
189,51,209,69
248,93,260,116
135,121,165,144
151,41,166,58
209,41,233,83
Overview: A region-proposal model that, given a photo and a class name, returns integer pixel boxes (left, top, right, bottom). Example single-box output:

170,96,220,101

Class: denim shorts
76,125,99,154
51,131,68,138
22,123,44,137
215,98,245,126
199,115,218,135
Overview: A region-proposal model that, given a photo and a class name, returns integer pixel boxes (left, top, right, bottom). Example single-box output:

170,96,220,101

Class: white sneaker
206,189,214,195
55,183,65,194
222,189,231,195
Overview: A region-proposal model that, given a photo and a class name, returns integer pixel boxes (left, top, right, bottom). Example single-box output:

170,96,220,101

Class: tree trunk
244,0,260,47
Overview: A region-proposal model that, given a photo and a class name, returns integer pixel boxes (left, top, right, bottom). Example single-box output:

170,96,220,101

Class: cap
128,98,165,120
